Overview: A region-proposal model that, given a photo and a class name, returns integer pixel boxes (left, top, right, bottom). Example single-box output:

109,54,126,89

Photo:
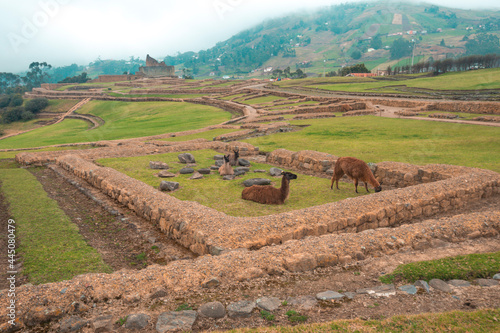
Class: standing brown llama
330,157,382,193
242,171,297,205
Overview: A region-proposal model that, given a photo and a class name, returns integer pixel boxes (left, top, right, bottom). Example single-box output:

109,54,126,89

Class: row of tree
388,53,500,75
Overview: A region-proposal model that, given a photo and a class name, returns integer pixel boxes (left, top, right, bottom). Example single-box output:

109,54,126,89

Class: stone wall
22,145,498,256
91,75,141,83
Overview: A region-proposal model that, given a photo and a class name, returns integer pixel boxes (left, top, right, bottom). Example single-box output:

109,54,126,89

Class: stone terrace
15,143,500,256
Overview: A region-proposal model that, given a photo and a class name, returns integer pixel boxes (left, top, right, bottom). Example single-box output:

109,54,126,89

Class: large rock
198,302,226,319
429,279,452,293
190,172,203,180
227,300,256,318
178,153,196,164
124,313,150,330
215,160,224,167
158,171,176,178
159,181,179,192
474,278,498,287
149,161,169,170
156,311,197,333
238,159,251,166
256,297,281,312
243,178,271,187
269,167,283,176
197,168,211,175
316,291,345,301
179,167,194,174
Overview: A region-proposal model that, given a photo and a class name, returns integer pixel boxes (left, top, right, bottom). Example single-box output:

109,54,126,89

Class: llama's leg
354,179,359,193
332,170,344,190
330,176,335,189
364,182,370,193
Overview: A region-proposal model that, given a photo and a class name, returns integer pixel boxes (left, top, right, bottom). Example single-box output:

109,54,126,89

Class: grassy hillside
165,1,500,77
0,101,230,149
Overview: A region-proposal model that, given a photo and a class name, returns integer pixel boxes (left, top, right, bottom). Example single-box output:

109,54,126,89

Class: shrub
21,111,35,121
2,106,24,123
8,94,23,107
24,98,49,113
0,95,11,108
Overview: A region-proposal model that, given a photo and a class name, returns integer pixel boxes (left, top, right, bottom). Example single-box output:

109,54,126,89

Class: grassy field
274,68,500,92
0,145,96,159
97,149,368,217
380,252,500,284
243,116,500,173
160,128,246,142
217,308,500,333
0,101,231,149
0,168,111,284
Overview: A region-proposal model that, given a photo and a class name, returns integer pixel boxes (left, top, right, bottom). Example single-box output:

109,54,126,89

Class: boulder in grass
159,181,179,192
214,155,224,161
178,153,196,164
198,168,211,175
269,167,282,176
215,160,224,167
238,159,251,167
150,161,169,170
158,171,176,178
180,168,194,174
243,178,271,187
190,172,204,180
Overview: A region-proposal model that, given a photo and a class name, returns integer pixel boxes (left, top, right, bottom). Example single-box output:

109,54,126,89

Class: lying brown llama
242,171,297,205
218,155,234,176
330,157,382,193
228,147,239,166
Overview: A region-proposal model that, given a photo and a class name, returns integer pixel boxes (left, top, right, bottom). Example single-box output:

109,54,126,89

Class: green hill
164,1,500,77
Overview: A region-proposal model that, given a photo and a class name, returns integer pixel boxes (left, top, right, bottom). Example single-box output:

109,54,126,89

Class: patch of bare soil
29,167,195,272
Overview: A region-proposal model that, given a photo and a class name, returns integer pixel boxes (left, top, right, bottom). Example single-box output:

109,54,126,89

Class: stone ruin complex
137,54,176,78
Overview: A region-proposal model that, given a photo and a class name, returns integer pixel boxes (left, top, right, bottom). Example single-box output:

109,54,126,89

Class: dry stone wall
19,144,499,256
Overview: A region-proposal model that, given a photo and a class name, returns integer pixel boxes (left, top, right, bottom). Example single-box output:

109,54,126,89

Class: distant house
345,73,378,77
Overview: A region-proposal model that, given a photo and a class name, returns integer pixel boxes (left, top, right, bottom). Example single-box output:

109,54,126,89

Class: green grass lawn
221,309,500,333
45,99,79,113
236,95,287,105
278,68,500,93
243,116,500,173
380,252,500,284
0,101,231,149
97,149,368,217
0,168,111,284
0,145,97,160
160,128,246,142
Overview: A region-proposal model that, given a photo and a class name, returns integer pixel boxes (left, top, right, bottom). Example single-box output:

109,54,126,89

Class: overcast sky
1,0,499,73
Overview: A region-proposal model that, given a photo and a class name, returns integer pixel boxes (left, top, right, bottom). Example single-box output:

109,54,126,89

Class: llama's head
223,154,230,163
233,147,239,159
281,171,298,180
375,181,383,192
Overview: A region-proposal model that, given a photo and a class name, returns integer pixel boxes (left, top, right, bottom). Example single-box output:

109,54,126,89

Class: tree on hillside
390,38,412,60
351,50,362,60
370,35,383,50
24,98,49,114
465,33,500,56
23,62,52,91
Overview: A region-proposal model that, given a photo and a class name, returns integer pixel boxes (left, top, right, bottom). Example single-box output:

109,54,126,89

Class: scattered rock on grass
178,153,195,164
243,178,271,187
159,181,179,192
